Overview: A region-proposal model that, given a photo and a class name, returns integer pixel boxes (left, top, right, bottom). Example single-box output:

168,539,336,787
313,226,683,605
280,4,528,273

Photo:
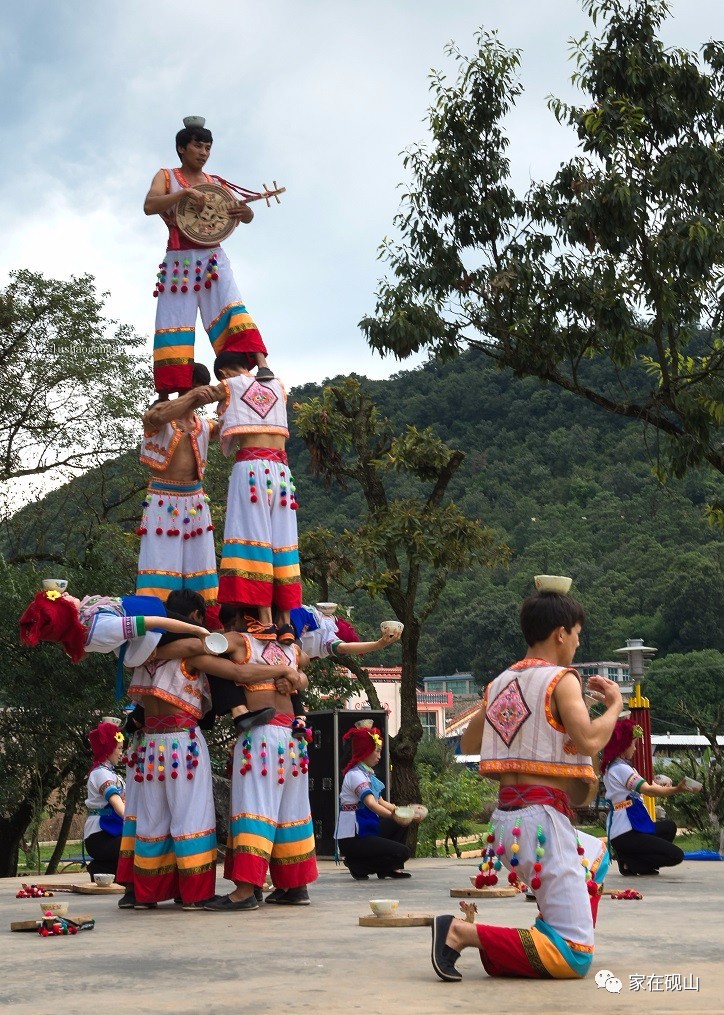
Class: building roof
444,702,481,736
361,666,401,683
652,735,724,747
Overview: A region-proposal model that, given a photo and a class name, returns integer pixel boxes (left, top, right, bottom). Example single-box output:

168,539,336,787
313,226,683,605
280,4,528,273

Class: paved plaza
1,857,721,1015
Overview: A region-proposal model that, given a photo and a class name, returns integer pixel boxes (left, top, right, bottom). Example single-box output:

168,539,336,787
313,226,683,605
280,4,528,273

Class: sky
1,0,722,391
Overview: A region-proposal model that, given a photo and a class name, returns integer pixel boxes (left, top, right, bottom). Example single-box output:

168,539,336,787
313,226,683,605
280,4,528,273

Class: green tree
647,650,724,839
0,270,149,486
361,1,724,503
0,526,137,876
415,739,496,857
295,378,508,808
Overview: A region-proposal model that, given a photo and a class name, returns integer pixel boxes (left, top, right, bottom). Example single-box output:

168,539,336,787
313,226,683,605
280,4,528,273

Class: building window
420,712,438,741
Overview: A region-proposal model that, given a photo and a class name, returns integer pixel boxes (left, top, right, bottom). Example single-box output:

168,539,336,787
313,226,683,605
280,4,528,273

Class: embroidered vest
161,167,215,251
478,659,596,791
128,658,212,720
140,415,215,478
217,375,289,456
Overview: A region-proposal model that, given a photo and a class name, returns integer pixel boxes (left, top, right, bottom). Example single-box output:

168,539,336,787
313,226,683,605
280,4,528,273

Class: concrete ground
1,857,721,1015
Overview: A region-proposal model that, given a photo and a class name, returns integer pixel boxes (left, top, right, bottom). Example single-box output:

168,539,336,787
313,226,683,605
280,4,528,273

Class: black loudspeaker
306,709,390,858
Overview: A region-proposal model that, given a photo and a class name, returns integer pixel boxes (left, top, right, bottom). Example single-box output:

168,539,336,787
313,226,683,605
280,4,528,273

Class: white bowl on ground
369,899,399,917
94,874,115,887
534,575,572,594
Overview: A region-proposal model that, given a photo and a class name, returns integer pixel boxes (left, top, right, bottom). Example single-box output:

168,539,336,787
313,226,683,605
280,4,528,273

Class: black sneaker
253,887,265,903
431,915,462,982
182,897,216,911
264,888,287,904
274,886,310,906
202,893,258,911
118,891,136,909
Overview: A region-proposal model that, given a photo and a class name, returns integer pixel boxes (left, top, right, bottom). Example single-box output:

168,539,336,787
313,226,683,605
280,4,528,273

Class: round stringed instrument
176,179,286,247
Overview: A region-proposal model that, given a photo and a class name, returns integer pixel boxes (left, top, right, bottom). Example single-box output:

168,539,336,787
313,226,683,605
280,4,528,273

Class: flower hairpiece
371,733,383,749
632,725,644,739
114,731,124,744
45,590,61,601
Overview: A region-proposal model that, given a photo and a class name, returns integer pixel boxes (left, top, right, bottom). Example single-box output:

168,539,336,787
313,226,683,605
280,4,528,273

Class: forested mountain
5,350,722,682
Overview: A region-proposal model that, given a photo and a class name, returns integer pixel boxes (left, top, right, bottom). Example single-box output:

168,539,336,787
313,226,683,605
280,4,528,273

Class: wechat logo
595,969,623,994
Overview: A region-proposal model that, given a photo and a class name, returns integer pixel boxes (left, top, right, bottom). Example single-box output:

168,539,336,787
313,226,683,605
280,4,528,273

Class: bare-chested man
136,363,220,604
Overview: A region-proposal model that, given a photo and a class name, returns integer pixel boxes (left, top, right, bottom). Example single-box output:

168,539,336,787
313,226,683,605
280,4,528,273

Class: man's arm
554,672,622,756
143,169,206,216
143,387,218,432
460,704,486,755
333,630,402,656
188,655,301,686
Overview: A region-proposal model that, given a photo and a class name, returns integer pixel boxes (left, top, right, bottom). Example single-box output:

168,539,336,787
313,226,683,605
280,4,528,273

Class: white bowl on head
369,899,399,917
316,602,338,616
380,620,404,636
94,874,115,887
394,805,415,826
204,633,229,655
534,575,572,594
42,578,68,593
41,901,69,917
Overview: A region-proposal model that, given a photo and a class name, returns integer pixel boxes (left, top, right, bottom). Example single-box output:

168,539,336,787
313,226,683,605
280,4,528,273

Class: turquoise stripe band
223,542,273,563
154,329,195,348
148,480,204,494
208,303,247,343
272,549,300,566
174,832,217,858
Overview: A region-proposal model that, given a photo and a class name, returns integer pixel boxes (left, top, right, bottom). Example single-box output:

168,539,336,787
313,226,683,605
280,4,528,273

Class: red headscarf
204,604,224,632
88,722,123,768
342,724,383,775
600,718,643,773
19,592,87,663
335,616,360,643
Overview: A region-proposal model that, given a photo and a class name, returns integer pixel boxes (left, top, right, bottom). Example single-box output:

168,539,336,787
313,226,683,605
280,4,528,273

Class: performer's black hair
166,588,207,621
176,125,213,156
213,351,250,378
218,604,240,629
519,592,585,647
192,362,211,386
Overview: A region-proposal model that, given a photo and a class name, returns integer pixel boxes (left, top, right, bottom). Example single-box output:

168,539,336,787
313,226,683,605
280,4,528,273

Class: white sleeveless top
140,415,216,478
478,658,596,789
217,375,289,456
128,657,212,720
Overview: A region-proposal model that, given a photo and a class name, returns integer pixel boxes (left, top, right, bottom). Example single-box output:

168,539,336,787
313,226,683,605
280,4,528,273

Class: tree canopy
361,0,724,508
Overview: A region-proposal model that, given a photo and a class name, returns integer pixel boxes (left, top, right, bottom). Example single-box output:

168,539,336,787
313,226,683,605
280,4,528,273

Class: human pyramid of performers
17,116,700,979
19,115,404,912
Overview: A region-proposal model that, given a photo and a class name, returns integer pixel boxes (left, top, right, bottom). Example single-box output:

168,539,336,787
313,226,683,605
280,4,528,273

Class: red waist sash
235,447,288,465
268,713,293,727
143,713,197,733
497,784,576,822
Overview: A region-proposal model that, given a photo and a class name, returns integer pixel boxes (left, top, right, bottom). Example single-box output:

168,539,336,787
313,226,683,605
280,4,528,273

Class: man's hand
228,202,253,223
586,675,623,710
377,629,402,647
192,384,224,406
186,188,207,210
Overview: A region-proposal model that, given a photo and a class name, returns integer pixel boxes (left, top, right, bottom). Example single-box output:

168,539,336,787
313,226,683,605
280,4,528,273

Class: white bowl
42,578,68,593
94,874,115,887
316,602,338,616
534,575,572,594
394,805,415,826
40,901,69,917
380,620,404,636
682,777,703,791
412,804,428,821
204,633,229,655
369,899,399,917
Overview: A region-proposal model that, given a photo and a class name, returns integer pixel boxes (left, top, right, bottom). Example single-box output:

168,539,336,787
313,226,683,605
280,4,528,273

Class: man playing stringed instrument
144,115,273,394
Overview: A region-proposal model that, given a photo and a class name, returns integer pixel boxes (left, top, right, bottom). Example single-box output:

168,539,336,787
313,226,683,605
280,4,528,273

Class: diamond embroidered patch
486,678,531,746
261,641,288,666
241,380,278,418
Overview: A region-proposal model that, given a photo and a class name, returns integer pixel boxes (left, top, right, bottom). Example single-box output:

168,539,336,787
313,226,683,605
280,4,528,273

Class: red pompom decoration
204,280,212,289
194,283,201,292
183,533,191,540
475,873,487,889
531,876,542,890
155,527,163,535
508,871,519,885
